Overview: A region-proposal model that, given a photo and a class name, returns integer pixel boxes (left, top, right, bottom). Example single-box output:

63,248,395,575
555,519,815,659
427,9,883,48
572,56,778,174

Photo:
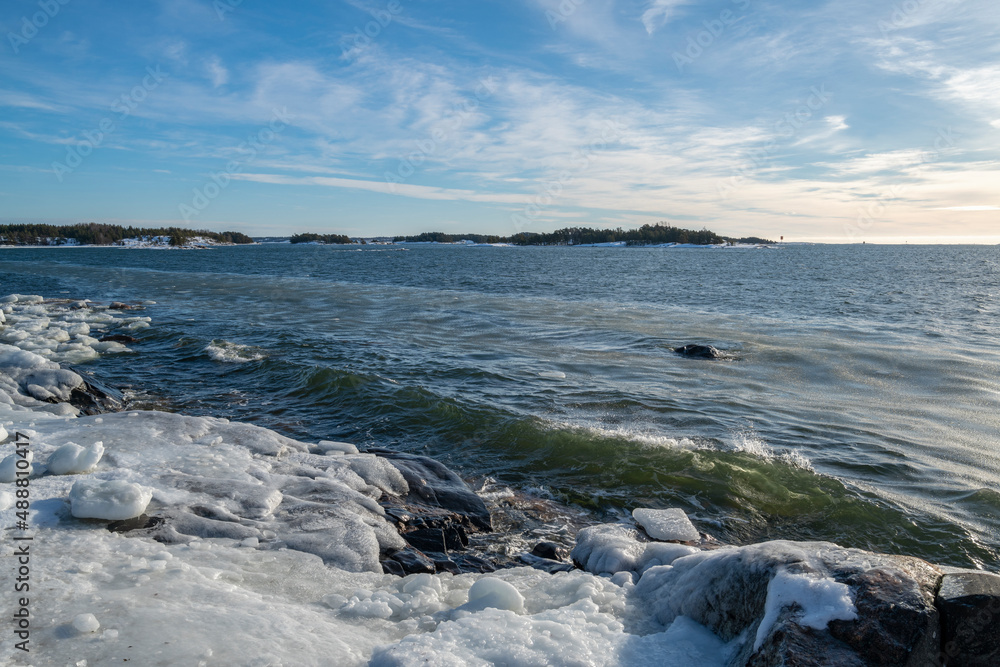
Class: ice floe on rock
70,479,153,520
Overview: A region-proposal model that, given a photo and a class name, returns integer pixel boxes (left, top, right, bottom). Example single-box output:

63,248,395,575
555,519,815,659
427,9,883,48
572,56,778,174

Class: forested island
395,223,774,246
0,223,254,246
288,232,355,244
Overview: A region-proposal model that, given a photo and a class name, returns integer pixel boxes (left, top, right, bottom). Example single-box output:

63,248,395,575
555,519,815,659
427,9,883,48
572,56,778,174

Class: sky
0,0,998,242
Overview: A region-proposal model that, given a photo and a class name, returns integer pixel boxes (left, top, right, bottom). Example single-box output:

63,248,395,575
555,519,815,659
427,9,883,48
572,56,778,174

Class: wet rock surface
936,570,1000,667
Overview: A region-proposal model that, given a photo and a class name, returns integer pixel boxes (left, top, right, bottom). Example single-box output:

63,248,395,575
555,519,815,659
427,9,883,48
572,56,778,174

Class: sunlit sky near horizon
1,0,998,241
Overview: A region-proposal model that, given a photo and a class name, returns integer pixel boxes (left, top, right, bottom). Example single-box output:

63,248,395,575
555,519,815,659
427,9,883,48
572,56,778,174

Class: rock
98,334,139,344
364,449,496,573
936,570,1000,666
370,449,492,532
520,552,576,574
747,619,866,666
826,555,942,666
634,541,943,667
531,541,569,561
68,372,125,415
382,547,436,576
107,514,164,533
108,301,135,310
674,344,724,359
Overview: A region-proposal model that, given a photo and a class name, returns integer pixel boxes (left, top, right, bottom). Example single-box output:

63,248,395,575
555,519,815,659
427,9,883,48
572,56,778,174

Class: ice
571,524,699,575
318,440,360,455
72,613,101,634
47,440,105,475
753,568,857,650
69,479,153,520
455,577,525,613
204,340,267,363
0,425,7,442
0,490,12,509
0,449,32,483
632,507,700,542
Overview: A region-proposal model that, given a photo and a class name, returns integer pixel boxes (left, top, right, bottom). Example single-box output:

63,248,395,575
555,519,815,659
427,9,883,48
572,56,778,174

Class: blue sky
1,0,998,241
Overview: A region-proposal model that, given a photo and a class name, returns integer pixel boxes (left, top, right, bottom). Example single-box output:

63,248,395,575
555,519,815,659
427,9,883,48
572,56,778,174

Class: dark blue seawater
2,244,999,568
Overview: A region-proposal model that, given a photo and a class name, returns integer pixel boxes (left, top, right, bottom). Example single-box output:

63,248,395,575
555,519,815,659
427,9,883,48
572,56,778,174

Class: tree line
394,223,773,246
288,233,355,244
0,223,254,246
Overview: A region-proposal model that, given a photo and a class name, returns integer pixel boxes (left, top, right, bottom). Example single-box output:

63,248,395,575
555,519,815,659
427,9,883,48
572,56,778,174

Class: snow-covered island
1,295,997,666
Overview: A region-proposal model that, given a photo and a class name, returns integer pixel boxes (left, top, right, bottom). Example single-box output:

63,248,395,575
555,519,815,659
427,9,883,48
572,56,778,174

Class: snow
47,440,105,475
753,568,857,650
632,507,700,542
0,449,31,483
70,479,154,520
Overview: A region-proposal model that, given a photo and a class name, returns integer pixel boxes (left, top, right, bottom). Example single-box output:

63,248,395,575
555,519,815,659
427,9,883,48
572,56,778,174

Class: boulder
674,344,724,359
936,570,1000,666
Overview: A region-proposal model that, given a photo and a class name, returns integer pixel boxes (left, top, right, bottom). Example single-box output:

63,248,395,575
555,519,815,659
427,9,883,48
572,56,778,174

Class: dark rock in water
674,344,724,359
108,301,136,310
371,449,492,532
384,509,470,553
369,449,495,574
531,541,569,561
68,373,125,415
99,334,139,344
382,547,436,576
936,570,1000,666
107,514,164,533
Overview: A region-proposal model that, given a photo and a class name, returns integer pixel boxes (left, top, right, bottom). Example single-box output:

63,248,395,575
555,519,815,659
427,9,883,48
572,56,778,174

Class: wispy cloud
640,0,692,34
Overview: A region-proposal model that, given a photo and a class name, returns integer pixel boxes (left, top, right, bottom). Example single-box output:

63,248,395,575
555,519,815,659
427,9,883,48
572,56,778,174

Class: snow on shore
1,294,848,666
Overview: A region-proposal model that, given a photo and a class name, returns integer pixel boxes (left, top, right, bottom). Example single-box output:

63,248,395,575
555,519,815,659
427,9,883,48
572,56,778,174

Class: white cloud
931,205,1000,211
640,0,692,34
207,57,229,88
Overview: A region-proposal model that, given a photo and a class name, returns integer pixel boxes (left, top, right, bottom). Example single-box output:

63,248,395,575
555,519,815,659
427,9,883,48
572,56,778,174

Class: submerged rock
674,343,725,359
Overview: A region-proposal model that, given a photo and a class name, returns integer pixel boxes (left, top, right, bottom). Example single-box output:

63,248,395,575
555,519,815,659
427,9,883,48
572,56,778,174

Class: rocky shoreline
2,294,998,666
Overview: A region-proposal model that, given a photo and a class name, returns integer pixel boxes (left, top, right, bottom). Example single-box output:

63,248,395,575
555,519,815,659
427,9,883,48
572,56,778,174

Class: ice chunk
572,524,647,574
318,440,359,455
69,479,153,520
0,449,32,483
73,613,101,633
47,441,104,475
0,490,13,510
0,425,7,442
633,508,700,542
456,578,525,614
753,568,857,650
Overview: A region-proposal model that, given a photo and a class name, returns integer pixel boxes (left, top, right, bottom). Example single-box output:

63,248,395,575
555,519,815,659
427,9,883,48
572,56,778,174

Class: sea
2,243,998,569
